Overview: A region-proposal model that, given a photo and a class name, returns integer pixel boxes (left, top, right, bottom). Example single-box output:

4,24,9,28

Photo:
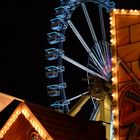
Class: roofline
0,102,53,140
0,92,24,102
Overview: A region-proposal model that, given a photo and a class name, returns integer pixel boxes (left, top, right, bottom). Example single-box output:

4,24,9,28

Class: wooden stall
0,93,106,140
110,9,140,140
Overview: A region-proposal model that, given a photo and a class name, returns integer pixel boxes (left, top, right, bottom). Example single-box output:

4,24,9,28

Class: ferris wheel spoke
103,42,112,78
66,91,89,102
104,42,112,75
98,5,106,41
81,3,98,43
62,54,106,80
81,2,106,66
92,41,111,80
94,43,108,74
98,4,112,79
67,19,104,73
90,46,108,78
92,45,106,67
88,63,106,78
81,3,110,80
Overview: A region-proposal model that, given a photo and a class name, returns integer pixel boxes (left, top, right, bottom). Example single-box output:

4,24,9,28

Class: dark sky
1,0,61,106
1,0,140,116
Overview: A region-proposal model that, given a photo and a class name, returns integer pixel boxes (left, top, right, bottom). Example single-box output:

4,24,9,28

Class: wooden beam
118,56,140,87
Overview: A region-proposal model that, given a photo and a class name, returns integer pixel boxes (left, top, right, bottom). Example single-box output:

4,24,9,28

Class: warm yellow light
112,9,140,16
109,17,113,21
121,9,125,13
43,134,47,137
112,40,116,45
110,39,114,43
110,29,115,35
112,93,117,98
29,119,33,123
0,134,3,138
114,120,118,127
111,77,116,82
111,57,115,62
0,103,53,140
134,9,138,13
129,9,140,15
22,109,30,119
112,109,116,114
112,93,118,100
113,121,116,125
0,109,21,139
109,8,135,140
13,115,17,119
7,122,10,126
130,9,133,13
112,93,115,97
113,117,119,129
112,109,118,115
113,9,116,12
110,30,113,33
113,9,118,14
16,110,21,115
110,21,113,25
112,67,115,72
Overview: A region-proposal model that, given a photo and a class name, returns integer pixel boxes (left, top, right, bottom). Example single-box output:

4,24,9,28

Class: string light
111,67,115,72
110,8,140,140
112,93,115,97
111,57,115,62
110,8,119,140
113,119,118,127
113,9,118,14
0,103,53,140
111,77,117,83
110,30,113,33
110,21,113,25
112,109,116,114
110,39,113,43
109,17,112,21
130,9,133,13
113,9,140,15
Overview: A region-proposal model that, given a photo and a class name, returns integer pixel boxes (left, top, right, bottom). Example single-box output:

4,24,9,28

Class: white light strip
81,3,98,42
68,19,105,73
62,54,106,80
81,3,108,75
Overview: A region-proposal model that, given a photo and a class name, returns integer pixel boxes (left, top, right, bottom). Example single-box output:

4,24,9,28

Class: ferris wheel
46,0,115,122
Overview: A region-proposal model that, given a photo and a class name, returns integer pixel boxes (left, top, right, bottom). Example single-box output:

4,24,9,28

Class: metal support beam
67,95,90,116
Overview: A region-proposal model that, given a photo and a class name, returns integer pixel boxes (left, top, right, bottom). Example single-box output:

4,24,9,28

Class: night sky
1,0,140,118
